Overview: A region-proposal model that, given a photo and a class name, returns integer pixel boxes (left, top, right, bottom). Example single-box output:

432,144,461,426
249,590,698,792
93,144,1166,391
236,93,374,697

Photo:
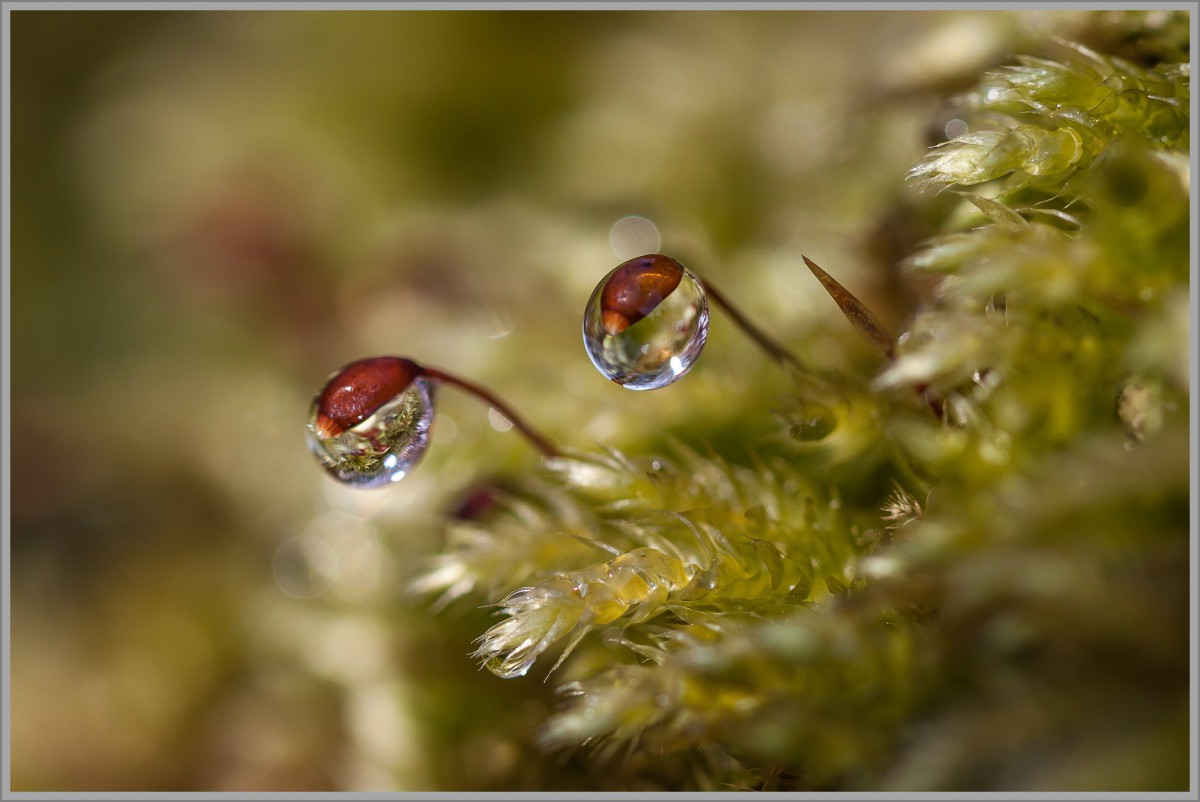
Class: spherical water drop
582,254,709,390
788,402,836,442
306,357,435,487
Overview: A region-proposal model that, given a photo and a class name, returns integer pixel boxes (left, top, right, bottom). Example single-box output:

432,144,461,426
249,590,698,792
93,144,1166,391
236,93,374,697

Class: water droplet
788,402,836,441
306,357,435,487
582,254,709,390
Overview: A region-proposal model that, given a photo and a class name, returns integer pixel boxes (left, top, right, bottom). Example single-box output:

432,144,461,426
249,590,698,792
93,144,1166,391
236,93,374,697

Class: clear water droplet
306,376,435,488
582,255,709,390
788,402,836,442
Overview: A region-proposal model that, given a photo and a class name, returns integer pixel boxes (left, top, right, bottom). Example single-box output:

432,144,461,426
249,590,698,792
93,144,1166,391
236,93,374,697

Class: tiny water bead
306,356,435,488
582,254,709,390
788,401,838,442
306,355,560,488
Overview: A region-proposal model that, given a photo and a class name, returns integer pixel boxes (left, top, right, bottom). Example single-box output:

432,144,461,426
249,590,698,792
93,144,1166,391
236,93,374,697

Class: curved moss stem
422,367,561,458
698,276,809,373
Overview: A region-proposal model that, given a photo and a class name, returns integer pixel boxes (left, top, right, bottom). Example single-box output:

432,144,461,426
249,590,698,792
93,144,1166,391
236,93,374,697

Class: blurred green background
9,8,1123,791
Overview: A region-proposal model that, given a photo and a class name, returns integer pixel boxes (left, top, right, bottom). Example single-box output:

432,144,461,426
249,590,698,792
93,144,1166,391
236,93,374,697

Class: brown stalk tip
802,255,896,361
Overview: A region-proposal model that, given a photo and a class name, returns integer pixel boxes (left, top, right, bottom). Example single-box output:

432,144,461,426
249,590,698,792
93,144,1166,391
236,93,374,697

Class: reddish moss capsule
313,356,422,439
599,254,685,335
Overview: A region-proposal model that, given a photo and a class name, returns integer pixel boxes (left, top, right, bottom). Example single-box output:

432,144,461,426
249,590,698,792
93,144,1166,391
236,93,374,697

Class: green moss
418,19,1190,792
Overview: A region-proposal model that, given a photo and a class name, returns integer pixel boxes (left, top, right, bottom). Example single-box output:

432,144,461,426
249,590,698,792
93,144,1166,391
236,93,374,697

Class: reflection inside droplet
306,376,435,488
